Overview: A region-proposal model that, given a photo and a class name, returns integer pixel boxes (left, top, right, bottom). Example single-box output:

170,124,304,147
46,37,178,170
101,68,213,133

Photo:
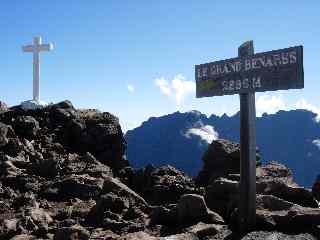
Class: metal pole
238,40,256,232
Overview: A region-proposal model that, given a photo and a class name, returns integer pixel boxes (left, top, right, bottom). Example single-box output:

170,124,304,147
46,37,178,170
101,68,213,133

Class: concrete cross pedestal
21,36,53,110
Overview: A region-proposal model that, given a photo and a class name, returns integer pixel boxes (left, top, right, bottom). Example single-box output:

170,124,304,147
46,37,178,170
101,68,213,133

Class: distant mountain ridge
125,109,320,187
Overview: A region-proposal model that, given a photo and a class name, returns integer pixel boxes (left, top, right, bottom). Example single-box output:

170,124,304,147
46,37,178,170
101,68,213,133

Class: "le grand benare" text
196,50,297,80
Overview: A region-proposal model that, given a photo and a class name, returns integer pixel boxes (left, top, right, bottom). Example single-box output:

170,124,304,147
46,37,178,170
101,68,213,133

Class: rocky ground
0,100,319,240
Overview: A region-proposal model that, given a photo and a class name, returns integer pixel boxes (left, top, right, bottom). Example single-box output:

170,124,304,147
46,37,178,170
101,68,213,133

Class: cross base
20,100,48,110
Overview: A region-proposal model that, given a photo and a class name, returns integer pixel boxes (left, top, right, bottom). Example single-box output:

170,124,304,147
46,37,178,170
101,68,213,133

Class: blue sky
1,1,319,131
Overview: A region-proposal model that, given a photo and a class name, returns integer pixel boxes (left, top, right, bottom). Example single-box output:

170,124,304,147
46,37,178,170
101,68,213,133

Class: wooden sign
195,46,304,97
195,41,304,233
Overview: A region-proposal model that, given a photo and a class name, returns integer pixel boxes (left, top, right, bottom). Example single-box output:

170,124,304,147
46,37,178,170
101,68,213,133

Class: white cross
22,36,53,102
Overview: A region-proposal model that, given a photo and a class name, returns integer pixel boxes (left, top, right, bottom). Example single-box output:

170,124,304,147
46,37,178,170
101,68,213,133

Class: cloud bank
255,94,319,121
256,94,286,116
295,98,320,121
184,125,219,144
155,74,196,105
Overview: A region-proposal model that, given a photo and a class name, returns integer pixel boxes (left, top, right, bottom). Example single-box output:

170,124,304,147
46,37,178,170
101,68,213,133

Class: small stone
53,225,90,240
0,122,9,147
10,234,36,240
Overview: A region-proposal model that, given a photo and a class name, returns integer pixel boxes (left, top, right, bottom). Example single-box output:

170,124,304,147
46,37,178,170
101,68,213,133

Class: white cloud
127,84,135,93
184,125,219,144
312,139,320,150
155,78,171,96
154,74,196,105
256,94,286,116
295,98,320,121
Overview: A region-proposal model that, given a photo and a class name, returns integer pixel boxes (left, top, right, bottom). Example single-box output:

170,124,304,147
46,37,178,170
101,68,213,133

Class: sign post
238,41,256,231
195,41,304,232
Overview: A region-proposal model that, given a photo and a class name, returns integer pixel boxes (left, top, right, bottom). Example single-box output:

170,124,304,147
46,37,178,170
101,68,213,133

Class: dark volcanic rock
53,224,90,240
229,194,320,233
0,100,132,238
256,161,294,184
177,194,224,225
256,179,318,208
205,161,319,220
1,101,319,238
0,122,9,147
241,231,317,240
205,177,239,219
196,139,261,186
122,165,199,205
50,174,104,200
312,174,320,202
13,116,40,138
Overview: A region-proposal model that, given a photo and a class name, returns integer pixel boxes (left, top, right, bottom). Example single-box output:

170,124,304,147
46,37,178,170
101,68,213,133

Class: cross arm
22,45,34,52
39,43,54,52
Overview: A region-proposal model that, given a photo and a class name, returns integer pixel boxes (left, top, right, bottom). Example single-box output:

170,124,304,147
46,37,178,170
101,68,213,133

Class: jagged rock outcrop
0,102,319,239
119,165,199,205
196,139,261,186
194,140,319,237
1,100,128,172
0,100,133,239
229,194,320,234
205,162,319,220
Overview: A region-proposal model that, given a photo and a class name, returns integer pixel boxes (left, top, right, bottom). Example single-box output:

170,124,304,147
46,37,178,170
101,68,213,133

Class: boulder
230,194,320,232
64,152,113,178
0,155,27,177
86,193,129,225
128,165,198,205
5,138,25,156
85,176,149,231
102,176,148,209
53,225,90,240
13,116,39,138
30,158,60,178
49,101,79,125
50,174,104,200
205,162,318,220
257,179,318,208
196,139,261,186
256,161,294,184
185,222,226,238
177,194,224,225
150,205,178,225
205,178,239,219
62,108,128,171
0,218,19,239
16,206,53,234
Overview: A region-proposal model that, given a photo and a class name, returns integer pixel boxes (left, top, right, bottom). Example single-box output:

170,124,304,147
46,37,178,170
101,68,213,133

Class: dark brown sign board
195,46,304,97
